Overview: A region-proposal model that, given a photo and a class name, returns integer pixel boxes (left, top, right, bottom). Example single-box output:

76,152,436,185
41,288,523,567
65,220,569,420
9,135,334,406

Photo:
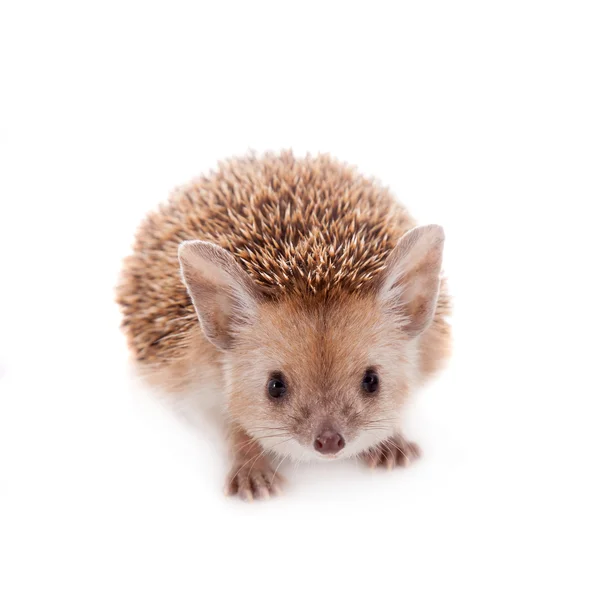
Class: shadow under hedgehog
117,151,451,500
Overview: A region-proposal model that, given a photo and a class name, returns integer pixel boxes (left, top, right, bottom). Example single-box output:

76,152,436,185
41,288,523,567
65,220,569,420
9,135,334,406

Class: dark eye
267,372,287,400
362,369,379,394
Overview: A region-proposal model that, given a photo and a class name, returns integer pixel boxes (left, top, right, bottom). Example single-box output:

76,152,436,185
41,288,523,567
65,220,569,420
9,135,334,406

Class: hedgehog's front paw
361,436,421,469
225,457,285,501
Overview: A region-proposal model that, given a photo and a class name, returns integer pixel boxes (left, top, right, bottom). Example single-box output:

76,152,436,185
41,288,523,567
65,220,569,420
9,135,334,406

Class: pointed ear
178,241,262,350
378,225,445,337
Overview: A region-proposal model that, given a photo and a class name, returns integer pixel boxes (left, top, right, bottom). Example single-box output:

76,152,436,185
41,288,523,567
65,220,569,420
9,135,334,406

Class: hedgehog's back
117,152,415,363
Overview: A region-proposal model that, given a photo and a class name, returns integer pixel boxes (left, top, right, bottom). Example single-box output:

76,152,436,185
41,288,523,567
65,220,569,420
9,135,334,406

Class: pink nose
314,431,345,454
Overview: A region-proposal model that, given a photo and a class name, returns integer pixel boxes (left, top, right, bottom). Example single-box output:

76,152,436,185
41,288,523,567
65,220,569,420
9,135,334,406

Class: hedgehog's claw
225,459,285,501
361,436,421,470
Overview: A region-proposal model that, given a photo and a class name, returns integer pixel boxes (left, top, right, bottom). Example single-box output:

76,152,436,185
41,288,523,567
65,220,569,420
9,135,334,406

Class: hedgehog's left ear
178,241,262,351
377,225,445,337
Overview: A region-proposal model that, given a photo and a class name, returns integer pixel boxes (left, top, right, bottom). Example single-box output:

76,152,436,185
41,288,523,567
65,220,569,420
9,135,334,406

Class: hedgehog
117,151,451,500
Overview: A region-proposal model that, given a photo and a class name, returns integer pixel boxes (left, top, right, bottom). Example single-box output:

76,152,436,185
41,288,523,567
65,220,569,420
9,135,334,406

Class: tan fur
224,295,419,461
116,151,451,499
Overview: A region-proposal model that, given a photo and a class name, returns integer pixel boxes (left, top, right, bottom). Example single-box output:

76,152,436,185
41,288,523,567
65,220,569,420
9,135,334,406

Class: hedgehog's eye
267,372,287,400
361,369,379,394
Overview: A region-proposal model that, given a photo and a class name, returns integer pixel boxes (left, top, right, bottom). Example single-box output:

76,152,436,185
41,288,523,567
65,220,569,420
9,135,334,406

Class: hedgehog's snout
313,429,345,455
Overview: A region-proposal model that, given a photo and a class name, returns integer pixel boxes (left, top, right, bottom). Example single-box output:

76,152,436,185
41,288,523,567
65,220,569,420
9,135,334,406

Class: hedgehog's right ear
377,225,445,338
178,241,262,351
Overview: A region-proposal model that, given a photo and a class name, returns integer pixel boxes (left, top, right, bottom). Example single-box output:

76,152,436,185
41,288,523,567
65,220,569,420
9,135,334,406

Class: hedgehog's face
179,225,444,461
222,297,418,461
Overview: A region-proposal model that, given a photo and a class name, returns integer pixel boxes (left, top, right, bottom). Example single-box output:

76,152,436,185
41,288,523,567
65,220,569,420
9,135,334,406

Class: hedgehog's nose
314,430,345,455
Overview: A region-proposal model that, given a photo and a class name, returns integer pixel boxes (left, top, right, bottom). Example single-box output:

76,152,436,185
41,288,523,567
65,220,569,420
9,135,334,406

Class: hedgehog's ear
377,225,445,337
178,241,262,351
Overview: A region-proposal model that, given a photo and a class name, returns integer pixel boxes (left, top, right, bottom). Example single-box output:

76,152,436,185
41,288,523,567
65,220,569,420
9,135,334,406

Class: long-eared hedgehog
117,151,451,500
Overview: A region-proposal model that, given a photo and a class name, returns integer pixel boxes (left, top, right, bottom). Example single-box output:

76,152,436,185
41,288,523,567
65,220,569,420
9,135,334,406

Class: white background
1,1,599,598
